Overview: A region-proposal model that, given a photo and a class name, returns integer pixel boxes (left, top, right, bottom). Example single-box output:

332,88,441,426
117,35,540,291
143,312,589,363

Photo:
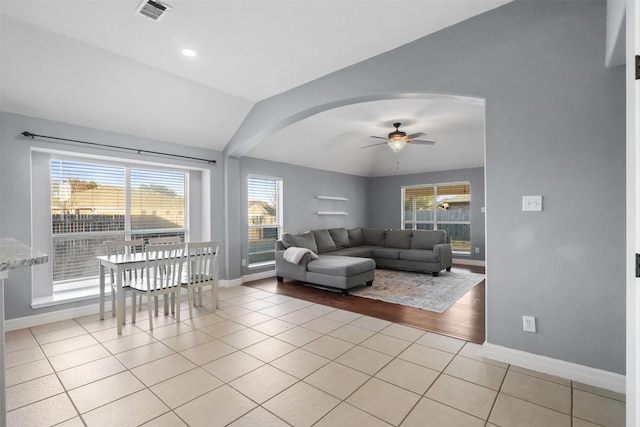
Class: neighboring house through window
402,182,471,254
35,156,189,300
247,175,283,268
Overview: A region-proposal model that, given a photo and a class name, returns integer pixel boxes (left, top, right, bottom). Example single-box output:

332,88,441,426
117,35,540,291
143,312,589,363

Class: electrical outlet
475,247,480,254
241,259,246,267
523,316,536,333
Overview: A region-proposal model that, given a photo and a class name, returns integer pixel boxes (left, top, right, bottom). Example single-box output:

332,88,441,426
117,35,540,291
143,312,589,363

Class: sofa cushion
400,249,440,263
385,229,412,249
362,228,386,246
329,228,350,250
347,228,364,247
372,247,401,260
312,229,338,254
307,255,375,277
282,231,318,254
411,230,447,250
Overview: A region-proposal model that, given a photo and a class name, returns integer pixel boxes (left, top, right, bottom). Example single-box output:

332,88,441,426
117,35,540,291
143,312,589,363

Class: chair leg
131,291,137,324
138,294,143,311
111,288,116,318
197,288,203,306
175,289,180,323
214,281,219,310
148,295,154,330
187,286,194,319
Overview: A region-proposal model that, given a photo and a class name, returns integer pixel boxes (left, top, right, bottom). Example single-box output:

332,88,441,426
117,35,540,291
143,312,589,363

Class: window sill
249,261,275,270
32,286,102,309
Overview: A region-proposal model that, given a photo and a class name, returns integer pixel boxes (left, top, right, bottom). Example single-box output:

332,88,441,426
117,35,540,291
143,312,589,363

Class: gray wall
368,167,485,262
224,1,626,374
0,112,224,319
238,156,369,276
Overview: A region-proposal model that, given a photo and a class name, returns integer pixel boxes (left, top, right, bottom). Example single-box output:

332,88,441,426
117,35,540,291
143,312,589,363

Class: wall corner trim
483,342,625,394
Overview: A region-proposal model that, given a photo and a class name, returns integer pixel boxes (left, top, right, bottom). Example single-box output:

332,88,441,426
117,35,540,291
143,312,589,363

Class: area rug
350,268,485,313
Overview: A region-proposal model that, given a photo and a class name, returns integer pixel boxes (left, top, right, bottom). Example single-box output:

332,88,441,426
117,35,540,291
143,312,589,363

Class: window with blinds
50,159,187,287
402,182,471,253
248,176,282,267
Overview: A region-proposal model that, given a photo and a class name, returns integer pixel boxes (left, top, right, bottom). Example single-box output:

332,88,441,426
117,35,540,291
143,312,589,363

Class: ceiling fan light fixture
388,136,406,152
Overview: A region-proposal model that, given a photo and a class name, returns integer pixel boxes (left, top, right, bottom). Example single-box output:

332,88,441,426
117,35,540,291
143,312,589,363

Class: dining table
97,252,148,334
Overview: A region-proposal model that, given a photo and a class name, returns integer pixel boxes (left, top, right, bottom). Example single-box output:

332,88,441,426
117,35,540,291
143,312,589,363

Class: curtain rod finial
22,131,35,138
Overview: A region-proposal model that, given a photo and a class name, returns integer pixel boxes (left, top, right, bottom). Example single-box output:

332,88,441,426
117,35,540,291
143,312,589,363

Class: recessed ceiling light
181,48,197,58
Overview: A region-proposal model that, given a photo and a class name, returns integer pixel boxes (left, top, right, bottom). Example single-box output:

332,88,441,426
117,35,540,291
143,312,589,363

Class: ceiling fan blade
406,132,426,139
409,139,437,145
361,142,388,148
369,136,388,140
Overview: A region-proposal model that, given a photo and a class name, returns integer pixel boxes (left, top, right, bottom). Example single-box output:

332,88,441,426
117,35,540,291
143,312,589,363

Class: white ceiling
0,0,508,176
247,96,486,177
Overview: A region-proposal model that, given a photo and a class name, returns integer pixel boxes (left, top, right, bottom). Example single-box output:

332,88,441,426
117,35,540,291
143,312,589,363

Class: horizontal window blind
50,159,187,285
131,168,186,230
248,176,282,267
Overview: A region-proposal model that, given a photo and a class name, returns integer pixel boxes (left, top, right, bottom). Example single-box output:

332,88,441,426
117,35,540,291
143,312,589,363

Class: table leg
99,262,105,320
116,268,125,334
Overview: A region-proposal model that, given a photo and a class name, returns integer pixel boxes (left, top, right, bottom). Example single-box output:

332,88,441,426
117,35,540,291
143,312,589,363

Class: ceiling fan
362,122,436,152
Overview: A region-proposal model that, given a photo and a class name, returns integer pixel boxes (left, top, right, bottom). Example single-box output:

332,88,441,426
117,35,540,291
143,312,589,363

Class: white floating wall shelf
316,195,348,201
317,211,349,215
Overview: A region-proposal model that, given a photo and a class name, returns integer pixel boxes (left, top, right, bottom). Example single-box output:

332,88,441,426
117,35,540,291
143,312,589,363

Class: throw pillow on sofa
347,228,364,246
411,229,447,250
329,228,350,249
385,229,412,249
362,228,386,246
282,231,318,254
312,229,338,254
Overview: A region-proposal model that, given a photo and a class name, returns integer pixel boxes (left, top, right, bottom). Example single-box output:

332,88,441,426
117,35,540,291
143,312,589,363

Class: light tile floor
5,285,626,426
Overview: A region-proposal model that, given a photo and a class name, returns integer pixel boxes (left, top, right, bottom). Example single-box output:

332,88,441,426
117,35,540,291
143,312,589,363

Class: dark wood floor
244,264,486,344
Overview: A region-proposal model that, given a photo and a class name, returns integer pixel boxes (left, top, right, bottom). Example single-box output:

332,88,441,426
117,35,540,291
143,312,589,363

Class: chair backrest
105,239,145,281
148,236,182,245
186,241,220,283
104,239,145,257
145,243,185,291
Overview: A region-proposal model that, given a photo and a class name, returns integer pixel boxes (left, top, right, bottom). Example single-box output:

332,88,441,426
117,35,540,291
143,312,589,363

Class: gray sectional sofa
275,227,453,294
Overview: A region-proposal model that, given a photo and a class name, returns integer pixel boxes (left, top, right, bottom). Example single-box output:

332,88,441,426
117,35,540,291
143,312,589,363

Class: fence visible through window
402,182,471,254
50,159,187,290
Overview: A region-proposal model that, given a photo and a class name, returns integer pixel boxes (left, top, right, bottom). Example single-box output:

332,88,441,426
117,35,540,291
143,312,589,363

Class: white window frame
401,181,471,254
247,175,283,269
31,149,207,307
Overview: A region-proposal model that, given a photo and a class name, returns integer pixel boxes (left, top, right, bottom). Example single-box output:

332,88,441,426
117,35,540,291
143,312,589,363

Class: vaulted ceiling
0,1,511,176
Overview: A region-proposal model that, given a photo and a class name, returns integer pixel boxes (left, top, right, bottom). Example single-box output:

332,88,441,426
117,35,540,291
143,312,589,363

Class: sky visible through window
51,160,185,195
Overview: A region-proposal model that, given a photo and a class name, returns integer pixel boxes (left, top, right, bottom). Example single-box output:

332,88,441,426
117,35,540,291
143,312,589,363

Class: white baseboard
453,258,486,267
243,270,276,283
6,298,130,331
483,342,625,394
219,270,276,288
219,278,243,288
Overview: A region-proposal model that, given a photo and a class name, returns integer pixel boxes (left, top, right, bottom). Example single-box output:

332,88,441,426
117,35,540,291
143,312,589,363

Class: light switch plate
522,195,542,211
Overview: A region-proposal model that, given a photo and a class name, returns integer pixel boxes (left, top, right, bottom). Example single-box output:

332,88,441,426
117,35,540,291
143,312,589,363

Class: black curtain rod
21,132,217,164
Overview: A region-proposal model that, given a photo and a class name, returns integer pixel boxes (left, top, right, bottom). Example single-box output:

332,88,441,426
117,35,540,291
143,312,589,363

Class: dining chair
134,236,182,310
181,241,220,318
131,242,185,330
104,239,145,321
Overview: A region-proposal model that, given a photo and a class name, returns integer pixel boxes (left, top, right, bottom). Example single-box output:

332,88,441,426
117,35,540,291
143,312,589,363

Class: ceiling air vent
135,0,171,21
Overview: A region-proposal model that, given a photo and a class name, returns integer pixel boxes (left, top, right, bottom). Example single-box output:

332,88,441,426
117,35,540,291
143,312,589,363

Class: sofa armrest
433,242,453,269
275,249,311,282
